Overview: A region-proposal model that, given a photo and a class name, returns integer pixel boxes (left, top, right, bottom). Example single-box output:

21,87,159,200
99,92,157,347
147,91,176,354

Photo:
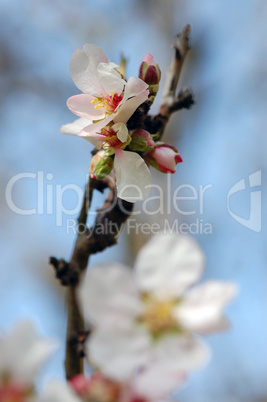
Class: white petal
134,234,205,299
176,281,238,333
78,264,142,329
195,316,230,334
150,335,209,373
87,327,151,381
67,94,106,120
98,62,125,95
133,365,185,400
123,76,148,100
70,44,109,95
113,90,149,124
40,380,81,402
113,122,128,143
60,118,91,136
114,150,151,202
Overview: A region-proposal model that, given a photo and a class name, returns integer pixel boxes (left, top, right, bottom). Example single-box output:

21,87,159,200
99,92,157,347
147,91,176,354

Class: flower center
140,298,178,336
100,125,130,152
91,92,124,115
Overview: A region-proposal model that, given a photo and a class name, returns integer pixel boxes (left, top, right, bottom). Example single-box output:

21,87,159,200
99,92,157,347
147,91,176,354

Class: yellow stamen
140,298,178,336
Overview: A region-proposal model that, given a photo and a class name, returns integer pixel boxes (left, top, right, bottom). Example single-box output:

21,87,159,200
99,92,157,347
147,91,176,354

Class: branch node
49,257,79,286
169,88,195,113
68,330,92,358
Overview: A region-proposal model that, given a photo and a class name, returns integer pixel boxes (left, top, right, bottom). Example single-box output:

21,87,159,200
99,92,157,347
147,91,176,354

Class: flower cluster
61,45,182,202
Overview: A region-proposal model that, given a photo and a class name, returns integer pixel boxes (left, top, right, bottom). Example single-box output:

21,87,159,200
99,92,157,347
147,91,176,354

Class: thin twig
155,24,192,139
77,176,93,226
65,286,85,379
64,176,95,379
160,24,191,112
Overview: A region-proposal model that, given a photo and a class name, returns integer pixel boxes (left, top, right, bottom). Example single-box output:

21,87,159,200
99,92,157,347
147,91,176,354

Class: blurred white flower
0,320,56,401
79,234,237,382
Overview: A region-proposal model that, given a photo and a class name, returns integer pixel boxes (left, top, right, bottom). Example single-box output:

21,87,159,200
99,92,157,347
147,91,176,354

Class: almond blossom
78,233,237,383
60,44,149,144
60,45,185,202
0,321,56,402
60,45,152,203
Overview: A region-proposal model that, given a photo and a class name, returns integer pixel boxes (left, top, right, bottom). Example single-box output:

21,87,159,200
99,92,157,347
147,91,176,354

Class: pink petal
123,76,149,100
80,115,114,147
67,94,106,120
155,147,177,173
78,132,105,147
113,90,149,124
142,53,155,64
60,118,92,136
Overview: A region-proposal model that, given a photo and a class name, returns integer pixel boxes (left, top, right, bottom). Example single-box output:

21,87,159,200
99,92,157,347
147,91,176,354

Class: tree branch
49,175,133,379
65,286,85,379
50,24,192,380
144,25,192,139
160,24,191,113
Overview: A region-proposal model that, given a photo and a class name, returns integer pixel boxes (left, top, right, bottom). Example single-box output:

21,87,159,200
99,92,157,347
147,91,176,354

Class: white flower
0,320,56,400
60,44,151,202
79,234,237,382
60,44,149,144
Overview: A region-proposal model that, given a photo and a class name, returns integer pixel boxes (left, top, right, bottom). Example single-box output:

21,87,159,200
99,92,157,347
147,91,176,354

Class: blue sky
0,1,266,400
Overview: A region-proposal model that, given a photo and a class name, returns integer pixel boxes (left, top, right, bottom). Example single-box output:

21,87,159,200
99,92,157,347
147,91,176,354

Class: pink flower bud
139,54,161,89
145,143,183,173
129,129,154,152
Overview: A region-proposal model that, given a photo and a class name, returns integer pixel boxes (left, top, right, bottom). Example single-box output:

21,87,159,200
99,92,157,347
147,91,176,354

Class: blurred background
0,0,266,401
